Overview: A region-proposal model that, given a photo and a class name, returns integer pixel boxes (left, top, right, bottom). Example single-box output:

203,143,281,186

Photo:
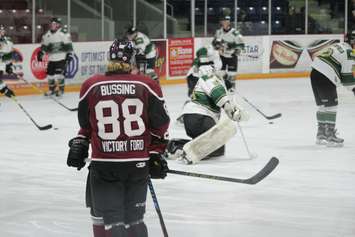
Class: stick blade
266,113,282,120
38,124,53,130
244,157,279,184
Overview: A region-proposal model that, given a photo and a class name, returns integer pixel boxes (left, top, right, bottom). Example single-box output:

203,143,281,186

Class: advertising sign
168,38,194,78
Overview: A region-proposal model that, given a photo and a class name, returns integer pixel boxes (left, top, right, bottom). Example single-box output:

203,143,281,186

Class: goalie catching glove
67,136,89,170
223,100,249,122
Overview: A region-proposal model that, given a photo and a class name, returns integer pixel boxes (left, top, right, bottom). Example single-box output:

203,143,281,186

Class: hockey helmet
107,38,135,73
50,17,62,24
220,15,231,22
126,26,138,41
196,47,213,67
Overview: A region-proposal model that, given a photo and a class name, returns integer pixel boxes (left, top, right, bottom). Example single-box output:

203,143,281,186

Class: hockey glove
223,101,241,121
0,86,15,98
67,136,89,170
5,63,13,74
37,51,44,62
65,53,74,64
352,87,355,96
149,153,169,179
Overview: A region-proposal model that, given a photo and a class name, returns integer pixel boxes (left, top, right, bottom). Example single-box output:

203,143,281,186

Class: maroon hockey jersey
77,73,170,162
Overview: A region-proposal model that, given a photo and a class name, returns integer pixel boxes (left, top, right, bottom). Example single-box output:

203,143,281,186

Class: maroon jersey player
67,39,170,237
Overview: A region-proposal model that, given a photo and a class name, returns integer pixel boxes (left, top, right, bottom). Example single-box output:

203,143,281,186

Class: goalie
167,48,247,163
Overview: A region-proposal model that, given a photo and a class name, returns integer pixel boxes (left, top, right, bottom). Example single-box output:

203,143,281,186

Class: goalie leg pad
183,115,237,164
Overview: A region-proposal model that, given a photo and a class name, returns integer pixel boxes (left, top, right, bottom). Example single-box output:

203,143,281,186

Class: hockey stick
236,121,257,159
148,179,169,237
10,96,53,130
168,157,279,185
18,76,78,111
235,92,281,120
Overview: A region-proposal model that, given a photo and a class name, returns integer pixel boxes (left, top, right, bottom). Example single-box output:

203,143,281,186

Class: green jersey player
37,17,74,97
310,31,355,147
0,25,15,98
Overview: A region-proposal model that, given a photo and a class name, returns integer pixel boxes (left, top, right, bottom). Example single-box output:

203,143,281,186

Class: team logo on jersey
30,47,49,80
64,53,79,79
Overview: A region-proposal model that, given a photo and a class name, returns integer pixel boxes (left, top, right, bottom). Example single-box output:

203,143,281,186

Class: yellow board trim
3,71,310,96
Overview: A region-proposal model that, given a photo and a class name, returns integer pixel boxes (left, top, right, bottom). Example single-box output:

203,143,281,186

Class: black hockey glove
5,63,13,74
149,153,169,179
352,87,355,96
0,86,15,98
67,136,89,170
37,50,44,62
65,53,74,64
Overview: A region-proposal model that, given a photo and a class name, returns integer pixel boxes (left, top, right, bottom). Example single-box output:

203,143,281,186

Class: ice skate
315,123,327,145
44,89,56,97
55,89,64,97
325,126,344,147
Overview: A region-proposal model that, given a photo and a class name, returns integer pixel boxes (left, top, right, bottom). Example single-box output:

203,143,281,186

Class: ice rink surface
1,78,355,237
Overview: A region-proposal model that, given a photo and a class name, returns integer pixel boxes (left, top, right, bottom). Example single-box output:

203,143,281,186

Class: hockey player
37,17,73,97
310,31,355,147
126,27,158,82
0,25,15,76
186,43,222,97
214,15,245,92
67,38,170,237
0,25,15,98
167,48,247,162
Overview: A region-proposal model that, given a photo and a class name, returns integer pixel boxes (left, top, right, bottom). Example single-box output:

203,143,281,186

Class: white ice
1,78,355,237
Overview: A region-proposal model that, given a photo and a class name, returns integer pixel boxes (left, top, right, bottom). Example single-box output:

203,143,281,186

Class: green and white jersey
41,28,73,62
0,79,7,90
133,32,156,59
214,27,244,58
0,37,14,64
183,65,229,121
312,42,355,88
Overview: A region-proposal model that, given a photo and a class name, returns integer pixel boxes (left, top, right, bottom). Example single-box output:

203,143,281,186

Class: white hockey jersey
214,27,244,58
183,65,229,122
0,37,14,64
312,42,355,88
40,28,73,62
133,32,156,59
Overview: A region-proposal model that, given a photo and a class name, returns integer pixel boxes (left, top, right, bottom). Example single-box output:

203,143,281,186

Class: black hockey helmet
107,38,135,73
50,17,62,24
126,26,138,36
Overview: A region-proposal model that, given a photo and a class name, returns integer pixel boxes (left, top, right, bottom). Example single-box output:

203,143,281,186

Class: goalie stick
235,91,281,120
168,157,279,185
18,76,78,111
11,96,53,130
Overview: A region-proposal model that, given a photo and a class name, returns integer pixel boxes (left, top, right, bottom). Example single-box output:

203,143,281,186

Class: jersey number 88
95,99,145,140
